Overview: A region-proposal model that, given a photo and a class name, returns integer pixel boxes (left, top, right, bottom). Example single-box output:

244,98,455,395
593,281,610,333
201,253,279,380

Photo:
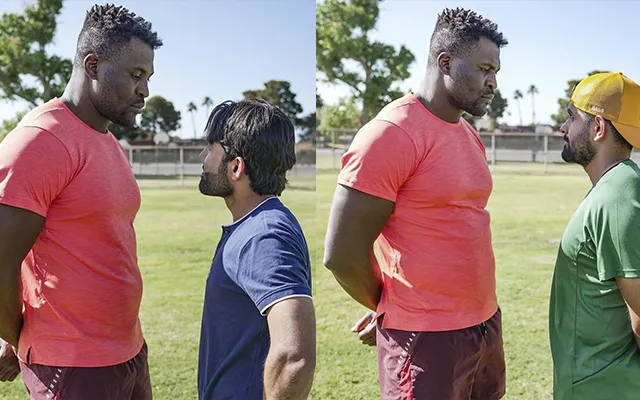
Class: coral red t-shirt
0,98,144,367
338,93,498,331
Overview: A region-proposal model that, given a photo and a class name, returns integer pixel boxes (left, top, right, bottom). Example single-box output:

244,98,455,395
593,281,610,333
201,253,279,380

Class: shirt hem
0,196,47,218
378,303,499,332
337,178,397,203
257,285,312,316
18,336,145,368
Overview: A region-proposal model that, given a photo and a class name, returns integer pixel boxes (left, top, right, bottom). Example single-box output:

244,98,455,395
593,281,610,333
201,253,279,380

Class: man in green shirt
550,71,640,400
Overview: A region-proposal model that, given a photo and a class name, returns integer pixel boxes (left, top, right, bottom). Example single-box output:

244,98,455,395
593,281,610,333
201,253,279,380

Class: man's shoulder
225,200,306,253
15,99,69,132
589,163,640,213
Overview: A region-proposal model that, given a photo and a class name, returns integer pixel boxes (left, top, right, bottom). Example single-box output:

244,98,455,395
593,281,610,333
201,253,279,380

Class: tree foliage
0,0,71,107
140,95,181,135
243,80,303,124
488,89,508,122
108,123,145,141
551,70,609,126
0,0,71,138
318,96,361,141
297,112,316,144
316,0,415,125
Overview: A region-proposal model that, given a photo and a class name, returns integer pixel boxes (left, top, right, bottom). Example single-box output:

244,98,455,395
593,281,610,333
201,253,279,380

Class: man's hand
351,311,377,346
0,339,20,382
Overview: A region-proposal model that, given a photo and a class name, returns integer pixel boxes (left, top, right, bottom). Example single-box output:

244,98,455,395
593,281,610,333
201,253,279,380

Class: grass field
2,163,594,400
311,163,591,400
1,176,315,400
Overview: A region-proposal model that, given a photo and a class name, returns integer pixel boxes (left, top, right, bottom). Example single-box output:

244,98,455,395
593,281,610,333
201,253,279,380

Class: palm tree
513,90,523,126
187,102,198,139
528,84,539,126
202,96,213,118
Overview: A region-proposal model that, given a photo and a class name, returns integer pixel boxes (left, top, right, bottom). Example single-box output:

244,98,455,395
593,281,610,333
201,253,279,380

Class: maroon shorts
377,308,505,400
19,341,152,400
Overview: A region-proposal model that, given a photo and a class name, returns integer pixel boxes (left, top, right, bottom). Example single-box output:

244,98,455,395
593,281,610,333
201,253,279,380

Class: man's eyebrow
133,67,154,78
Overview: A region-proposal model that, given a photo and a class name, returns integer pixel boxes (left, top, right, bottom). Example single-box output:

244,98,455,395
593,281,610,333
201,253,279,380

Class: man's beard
199,162,234,197
561,128,596,167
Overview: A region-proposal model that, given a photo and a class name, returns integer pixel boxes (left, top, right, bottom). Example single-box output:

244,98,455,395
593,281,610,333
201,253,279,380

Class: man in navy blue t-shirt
196,99,315,400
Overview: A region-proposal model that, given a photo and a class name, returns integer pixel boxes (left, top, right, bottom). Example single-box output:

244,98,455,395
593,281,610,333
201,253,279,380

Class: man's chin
465,106,488,118
561,145,576,164
198,180,214,196
110,115,136,128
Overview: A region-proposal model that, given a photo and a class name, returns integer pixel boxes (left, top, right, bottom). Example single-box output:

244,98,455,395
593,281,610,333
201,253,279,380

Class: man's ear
592,114,607,143
437,52,452,75
230,157,245,181
84,54,100,80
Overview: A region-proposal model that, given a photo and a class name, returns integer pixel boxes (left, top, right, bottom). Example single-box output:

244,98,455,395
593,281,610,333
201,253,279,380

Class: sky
316,0,640,127
0,0,316,139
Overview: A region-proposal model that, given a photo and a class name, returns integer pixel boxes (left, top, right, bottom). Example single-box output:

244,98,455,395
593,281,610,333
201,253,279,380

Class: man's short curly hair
428,7,508,66
74,3,163,68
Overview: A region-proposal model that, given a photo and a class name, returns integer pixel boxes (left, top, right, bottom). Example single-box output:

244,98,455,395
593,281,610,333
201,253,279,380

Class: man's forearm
0,265,23,347
263,349,315,400
326,253,382,311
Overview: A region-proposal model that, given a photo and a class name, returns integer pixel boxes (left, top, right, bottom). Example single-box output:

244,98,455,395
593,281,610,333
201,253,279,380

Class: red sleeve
0,127,74,217
337,120,418,202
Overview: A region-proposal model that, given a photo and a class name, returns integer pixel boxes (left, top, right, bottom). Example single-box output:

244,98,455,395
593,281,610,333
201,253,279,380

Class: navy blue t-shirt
197,197,312,400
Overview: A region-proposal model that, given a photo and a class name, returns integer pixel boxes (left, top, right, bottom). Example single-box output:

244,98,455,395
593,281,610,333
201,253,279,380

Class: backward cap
570,72,640,149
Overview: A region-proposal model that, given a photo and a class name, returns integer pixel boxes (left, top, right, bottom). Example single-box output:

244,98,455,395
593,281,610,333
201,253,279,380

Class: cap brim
611,120,640,149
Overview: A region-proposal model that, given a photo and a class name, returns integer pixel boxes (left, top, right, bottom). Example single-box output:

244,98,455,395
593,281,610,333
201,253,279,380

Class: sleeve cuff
0,196,47,218
257,285,312,316
599,270,640,281
337,177,397,203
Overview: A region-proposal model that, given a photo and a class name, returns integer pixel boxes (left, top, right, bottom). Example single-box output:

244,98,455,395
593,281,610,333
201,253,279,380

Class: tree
513,89,523,126
551,70,609,126
316,0,415,125
528,84,538,126
0,0,71,107
487,89,508,131
108,123,144,141
202,96,213,118
0,110,28,142
243,80,303,123
187,101,198,139
0,0,71,135
318,96,361,143
140,95,181,136
297,112,316,144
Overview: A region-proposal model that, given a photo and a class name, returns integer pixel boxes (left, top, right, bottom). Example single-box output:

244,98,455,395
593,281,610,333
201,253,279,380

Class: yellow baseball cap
570,72,640,148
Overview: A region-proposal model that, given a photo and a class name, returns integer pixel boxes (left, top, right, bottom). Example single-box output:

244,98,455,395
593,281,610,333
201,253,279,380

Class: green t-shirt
549,159,640,400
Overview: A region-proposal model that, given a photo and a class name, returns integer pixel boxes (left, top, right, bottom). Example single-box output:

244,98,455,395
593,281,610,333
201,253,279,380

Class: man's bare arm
0,204,44,347
616,277,640,349
323,185,394,310
263,297,315,400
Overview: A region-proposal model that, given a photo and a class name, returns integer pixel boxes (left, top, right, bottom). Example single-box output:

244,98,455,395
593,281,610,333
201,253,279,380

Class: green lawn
2,176,315,399
2,165,596,400
311,165,591,400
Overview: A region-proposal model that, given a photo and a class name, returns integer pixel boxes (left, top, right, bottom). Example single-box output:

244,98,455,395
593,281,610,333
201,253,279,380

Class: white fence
317,129,640,172
126,146,315,184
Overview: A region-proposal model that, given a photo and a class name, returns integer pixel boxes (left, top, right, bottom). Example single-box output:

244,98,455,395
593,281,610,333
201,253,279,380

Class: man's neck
584,152,630,185
225,193,276,223
414,74,463,124
60,78,110,133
